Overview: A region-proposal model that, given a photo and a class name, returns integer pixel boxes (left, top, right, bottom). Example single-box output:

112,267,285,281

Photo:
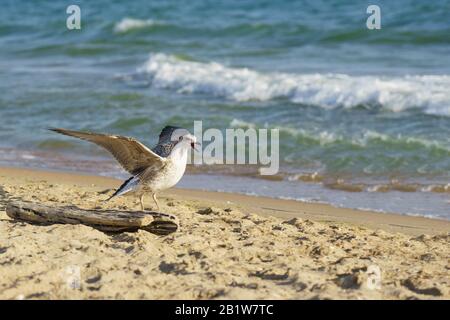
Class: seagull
50,126,199,211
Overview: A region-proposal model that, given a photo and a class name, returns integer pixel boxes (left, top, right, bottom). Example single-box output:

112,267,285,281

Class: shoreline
1,165,449,236
2,147,449,220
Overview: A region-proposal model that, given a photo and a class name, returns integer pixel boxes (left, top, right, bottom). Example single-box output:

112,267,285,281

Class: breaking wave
230,118,450,153
139,53,450,116
114,18,162,33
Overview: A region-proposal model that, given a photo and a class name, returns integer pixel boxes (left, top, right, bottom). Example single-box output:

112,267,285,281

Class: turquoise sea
0,0,449,218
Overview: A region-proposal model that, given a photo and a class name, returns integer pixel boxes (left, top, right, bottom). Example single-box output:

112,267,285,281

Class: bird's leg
152,193,160,211
140,194,145,211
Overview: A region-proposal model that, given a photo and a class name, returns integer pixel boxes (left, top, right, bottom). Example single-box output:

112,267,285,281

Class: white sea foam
114,18,159,33
139,53,450,116
229,118,257,129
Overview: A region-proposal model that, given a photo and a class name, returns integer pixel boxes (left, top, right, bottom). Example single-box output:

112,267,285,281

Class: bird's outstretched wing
50,128,166,175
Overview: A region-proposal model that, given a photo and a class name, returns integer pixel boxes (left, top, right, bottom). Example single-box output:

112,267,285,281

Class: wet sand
0,166,449,299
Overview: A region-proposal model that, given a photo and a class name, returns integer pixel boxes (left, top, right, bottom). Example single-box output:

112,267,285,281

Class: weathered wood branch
5,201,178,235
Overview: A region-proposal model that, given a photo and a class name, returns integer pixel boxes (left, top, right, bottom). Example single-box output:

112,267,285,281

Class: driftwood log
5,201,179,235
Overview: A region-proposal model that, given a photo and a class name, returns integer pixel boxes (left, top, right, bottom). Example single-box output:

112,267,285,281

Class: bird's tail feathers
107,176,139,201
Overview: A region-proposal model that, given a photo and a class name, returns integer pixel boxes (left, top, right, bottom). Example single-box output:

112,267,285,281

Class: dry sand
0,166,449,299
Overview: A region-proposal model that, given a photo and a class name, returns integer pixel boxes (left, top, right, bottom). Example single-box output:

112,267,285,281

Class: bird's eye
179,136,183,141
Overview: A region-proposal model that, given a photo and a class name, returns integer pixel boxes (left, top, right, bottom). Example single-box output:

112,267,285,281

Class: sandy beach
0,166,448,300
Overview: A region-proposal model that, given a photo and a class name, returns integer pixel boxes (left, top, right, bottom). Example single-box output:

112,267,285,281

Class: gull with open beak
50,126,200,211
